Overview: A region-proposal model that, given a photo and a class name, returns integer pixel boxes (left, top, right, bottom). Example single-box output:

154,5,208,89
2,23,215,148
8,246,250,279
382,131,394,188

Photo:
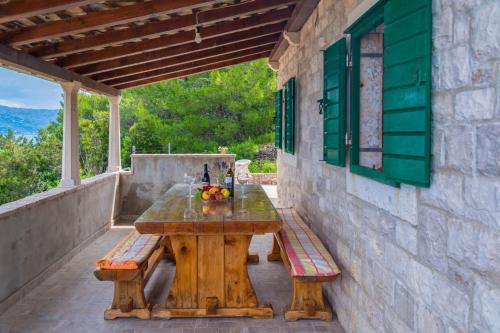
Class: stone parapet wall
249,173,277,185
277,0,499,332
119,154,235,220
0,173,120,314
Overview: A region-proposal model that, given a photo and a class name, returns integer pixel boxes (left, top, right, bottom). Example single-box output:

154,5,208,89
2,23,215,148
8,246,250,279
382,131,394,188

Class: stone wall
277,0,499,332
0,173,120,314
119,154,235,220
249,173,278,185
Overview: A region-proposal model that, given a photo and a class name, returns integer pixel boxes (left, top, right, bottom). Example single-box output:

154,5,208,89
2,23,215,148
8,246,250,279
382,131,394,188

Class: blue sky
0,67,63,109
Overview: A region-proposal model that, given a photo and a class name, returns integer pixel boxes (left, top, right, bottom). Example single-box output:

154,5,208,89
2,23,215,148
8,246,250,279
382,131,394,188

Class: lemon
202,191,211,200
221,189,230,198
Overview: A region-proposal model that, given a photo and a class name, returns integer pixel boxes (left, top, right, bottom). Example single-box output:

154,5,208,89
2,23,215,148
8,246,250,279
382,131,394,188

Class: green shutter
383,0,432,187
322,38,346,167
284,78,295,154
274,89,283,149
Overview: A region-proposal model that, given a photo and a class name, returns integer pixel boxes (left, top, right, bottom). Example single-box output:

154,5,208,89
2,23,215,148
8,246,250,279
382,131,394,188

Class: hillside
0,105,59,138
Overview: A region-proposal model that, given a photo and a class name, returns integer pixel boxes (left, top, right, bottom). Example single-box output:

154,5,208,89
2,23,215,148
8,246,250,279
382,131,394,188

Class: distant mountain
0,105,59,138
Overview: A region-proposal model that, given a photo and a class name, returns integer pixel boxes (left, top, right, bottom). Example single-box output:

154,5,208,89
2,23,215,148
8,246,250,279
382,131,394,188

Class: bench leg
267,234,282,262
105,275,150,320
284,278,332,321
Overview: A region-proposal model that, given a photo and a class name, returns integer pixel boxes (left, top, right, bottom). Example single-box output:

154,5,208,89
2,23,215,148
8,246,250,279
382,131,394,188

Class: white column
60,81,81,187
107,95,122,172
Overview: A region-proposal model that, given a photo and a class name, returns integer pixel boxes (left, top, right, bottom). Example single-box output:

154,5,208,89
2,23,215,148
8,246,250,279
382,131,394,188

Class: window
274,89,283,149
284,78,295,155
346,0,432,187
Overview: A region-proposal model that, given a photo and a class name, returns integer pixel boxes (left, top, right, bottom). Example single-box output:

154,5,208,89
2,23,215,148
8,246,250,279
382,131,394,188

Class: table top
134,184,282,235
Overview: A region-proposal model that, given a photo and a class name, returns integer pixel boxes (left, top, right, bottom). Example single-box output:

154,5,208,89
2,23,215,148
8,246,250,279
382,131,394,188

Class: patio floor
0,185,343,333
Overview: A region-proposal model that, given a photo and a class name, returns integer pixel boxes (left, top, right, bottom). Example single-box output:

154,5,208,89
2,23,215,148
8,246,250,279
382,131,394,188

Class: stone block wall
0,173,120,314
276,0,499,332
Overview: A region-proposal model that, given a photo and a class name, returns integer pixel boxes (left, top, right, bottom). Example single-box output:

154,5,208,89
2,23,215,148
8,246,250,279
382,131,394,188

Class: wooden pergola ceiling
0,0,318,95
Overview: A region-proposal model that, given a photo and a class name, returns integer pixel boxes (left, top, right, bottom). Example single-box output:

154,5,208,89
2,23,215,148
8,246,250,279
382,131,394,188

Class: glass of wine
184,173,196,198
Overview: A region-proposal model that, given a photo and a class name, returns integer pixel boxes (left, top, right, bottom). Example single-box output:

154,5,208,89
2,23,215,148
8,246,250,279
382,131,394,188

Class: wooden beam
114,52,270,90
0,0,218,46
58,7,293,69
0,0,97,24
0,44,118,96
269,0,319,62
286,0,320,32
104,46,273,87
31,0,297,59
77,23,285,76
95,34,279,82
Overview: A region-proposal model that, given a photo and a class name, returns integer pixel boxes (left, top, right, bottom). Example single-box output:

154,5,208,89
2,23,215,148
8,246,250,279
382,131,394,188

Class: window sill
350,164,400,188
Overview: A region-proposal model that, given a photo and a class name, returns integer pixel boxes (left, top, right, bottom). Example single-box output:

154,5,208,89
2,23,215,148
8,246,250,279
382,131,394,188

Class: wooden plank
0,43,118,96
225,235,258,308
152,306,273,319
166,236,198,309
0,0,97,24
32,0,297,59
0,0,219,46
286,0,320,32
269,0,320,62
98,42,278,86
197,235,225,309
77,23,285,77
57,7,294,68
109,50,272,88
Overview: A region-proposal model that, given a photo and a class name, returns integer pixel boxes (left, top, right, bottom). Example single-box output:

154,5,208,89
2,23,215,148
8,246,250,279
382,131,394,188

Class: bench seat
94,230,166,320
268,208,340,321
278,208,340,280
96,230,161,270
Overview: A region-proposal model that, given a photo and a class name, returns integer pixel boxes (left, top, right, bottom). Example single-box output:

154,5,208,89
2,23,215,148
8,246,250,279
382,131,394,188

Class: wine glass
184,173,196,198
237,172,250,199
184,194,198,220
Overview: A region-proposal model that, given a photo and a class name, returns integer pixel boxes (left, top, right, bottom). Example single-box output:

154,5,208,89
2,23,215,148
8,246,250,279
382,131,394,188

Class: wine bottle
224,163,234,197
202,163,210,185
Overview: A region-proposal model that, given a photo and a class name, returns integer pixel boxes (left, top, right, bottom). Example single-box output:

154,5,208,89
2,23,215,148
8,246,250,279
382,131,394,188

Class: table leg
153,235,273,319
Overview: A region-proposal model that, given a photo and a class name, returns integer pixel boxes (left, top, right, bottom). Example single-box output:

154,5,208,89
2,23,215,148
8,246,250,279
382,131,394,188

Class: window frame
347,0,399,187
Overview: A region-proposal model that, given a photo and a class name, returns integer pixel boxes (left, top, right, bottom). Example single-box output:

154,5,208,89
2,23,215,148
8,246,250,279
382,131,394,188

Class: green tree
0,59,277,205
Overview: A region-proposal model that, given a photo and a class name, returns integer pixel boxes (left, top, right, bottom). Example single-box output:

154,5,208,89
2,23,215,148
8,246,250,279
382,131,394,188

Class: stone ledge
0,172,119,219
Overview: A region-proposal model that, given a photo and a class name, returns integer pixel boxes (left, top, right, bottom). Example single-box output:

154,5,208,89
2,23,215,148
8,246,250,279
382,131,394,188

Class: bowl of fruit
198,185,230,203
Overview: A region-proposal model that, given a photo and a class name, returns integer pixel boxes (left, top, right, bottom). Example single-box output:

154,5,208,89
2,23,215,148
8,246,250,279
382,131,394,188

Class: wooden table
135,184,282,319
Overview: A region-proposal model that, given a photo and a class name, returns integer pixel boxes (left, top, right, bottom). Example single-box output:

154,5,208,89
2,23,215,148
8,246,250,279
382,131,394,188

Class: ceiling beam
0,0,218,46
57,7,293,69
76,22,285,76
94,34,279,82
0,43,118,96
269,0,319,63
114,52,270,90
0,0,98,24
104,46,273,87
31,0,297,59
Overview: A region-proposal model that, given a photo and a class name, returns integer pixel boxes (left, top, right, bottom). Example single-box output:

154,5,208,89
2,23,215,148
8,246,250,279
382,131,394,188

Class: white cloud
0,99,26,108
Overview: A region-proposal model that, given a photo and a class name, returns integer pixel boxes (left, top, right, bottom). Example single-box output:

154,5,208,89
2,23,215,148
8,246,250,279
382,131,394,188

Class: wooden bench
267,208,341,321
94,230,168,320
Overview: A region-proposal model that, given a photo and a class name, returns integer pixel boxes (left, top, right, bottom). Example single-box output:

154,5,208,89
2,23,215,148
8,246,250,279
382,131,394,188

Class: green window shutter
284,78,295,154
322,38,346,167
383,0,432,187
274,89,283,149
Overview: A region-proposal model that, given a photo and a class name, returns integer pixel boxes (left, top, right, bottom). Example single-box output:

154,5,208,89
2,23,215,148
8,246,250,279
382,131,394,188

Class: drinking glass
237,172,250,199
184,173,196,198
184,196,198,220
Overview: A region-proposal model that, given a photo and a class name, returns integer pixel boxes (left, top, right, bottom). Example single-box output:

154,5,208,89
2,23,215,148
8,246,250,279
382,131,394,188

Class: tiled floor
0,229,344,333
